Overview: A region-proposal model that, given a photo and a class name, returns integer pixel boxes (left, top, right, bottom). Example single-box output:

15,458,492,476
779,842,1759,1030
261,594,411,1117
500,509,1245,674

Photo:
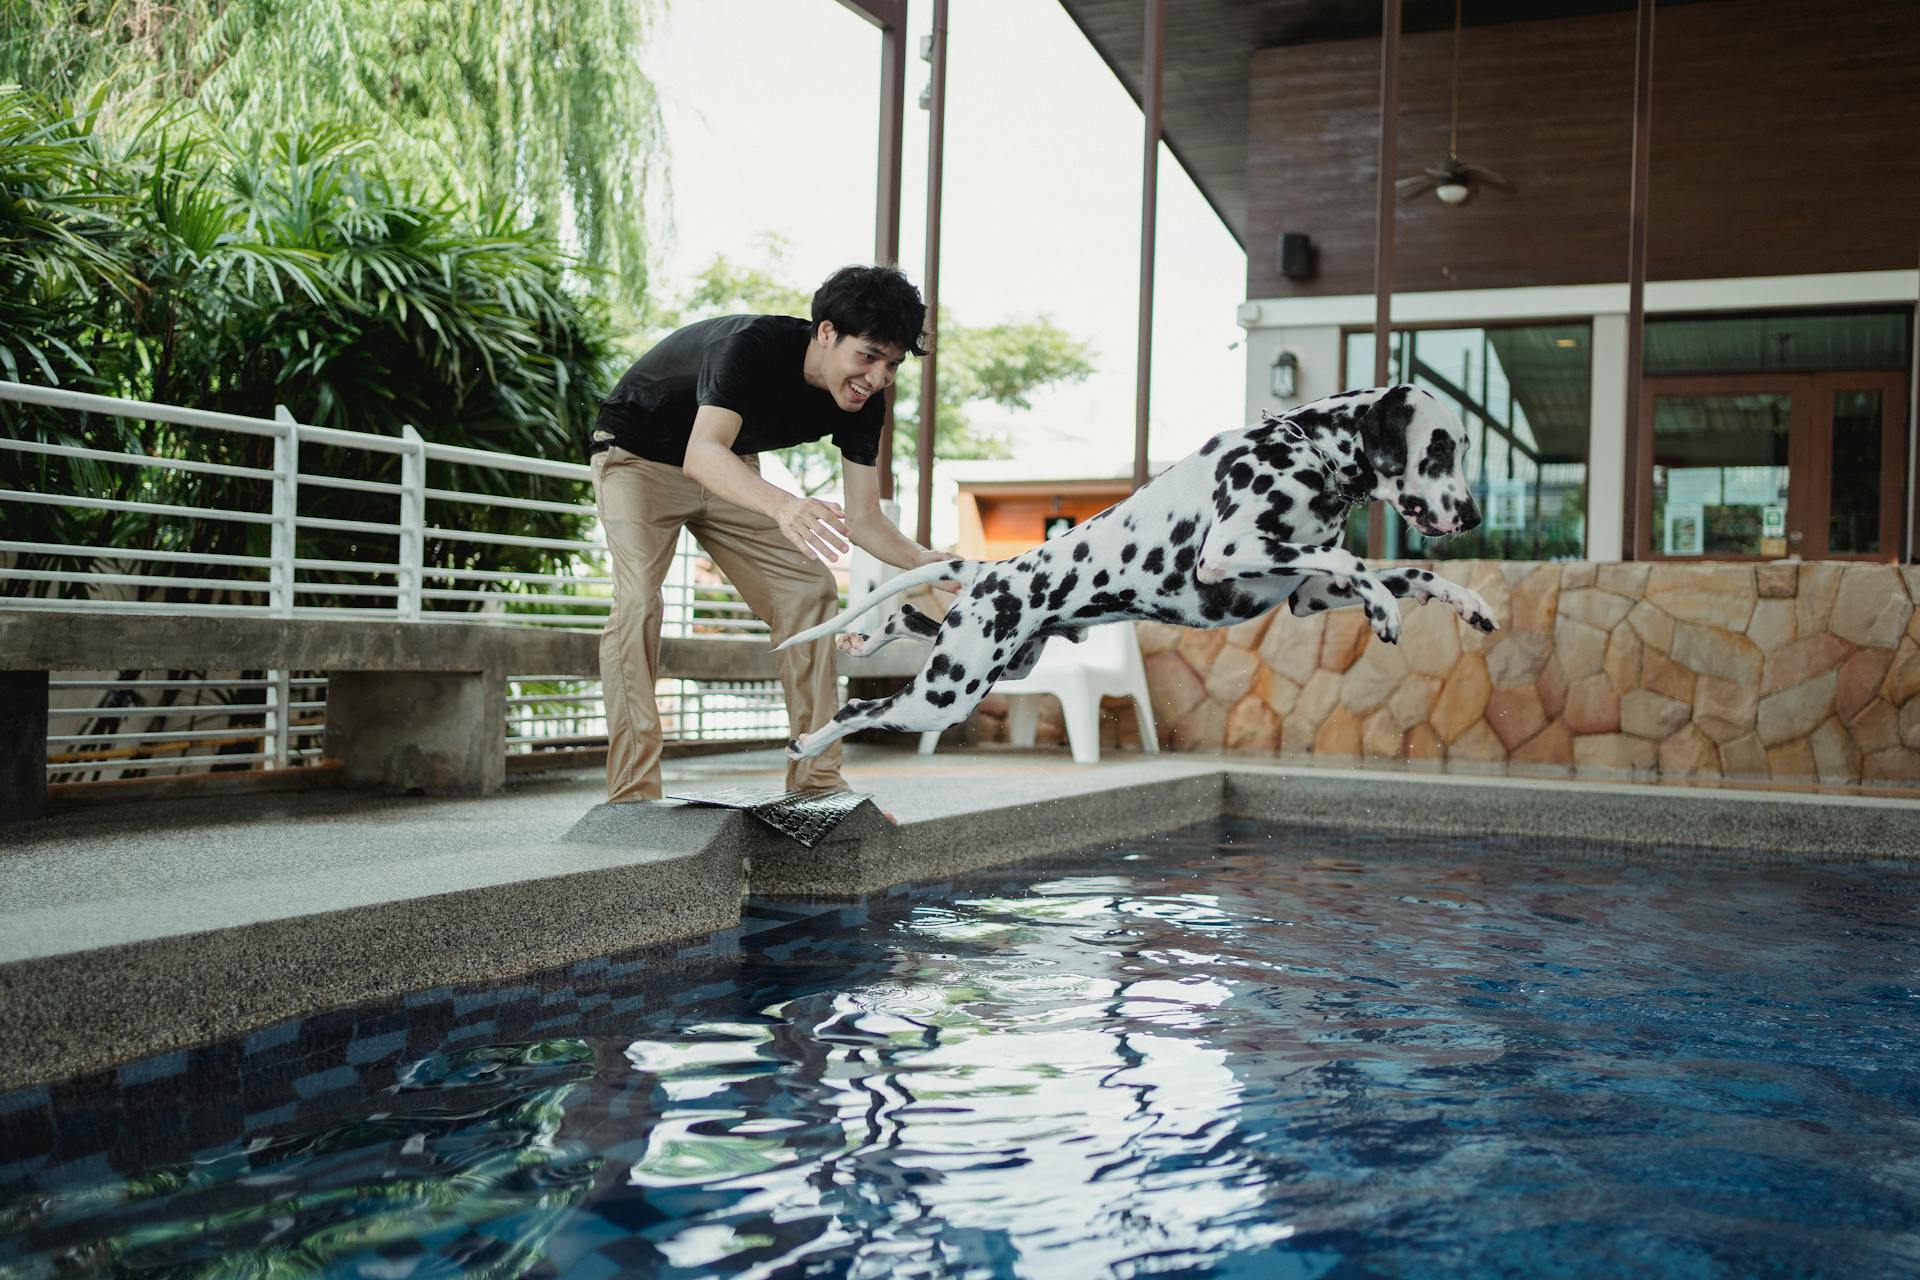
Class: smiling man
587,264,946,803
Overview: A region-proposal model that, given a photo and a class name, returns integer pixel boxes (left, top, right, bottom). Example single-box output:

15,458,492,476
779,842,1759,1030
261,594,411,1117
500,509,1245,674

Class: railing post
269,407,299,770
400,425,426,620
271,407,299,618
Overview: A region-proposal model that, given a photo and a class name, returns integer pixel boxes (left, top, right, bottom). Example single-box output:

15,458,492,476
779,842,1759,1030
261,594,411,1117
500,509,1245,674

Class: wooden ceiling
1054,0,1721,248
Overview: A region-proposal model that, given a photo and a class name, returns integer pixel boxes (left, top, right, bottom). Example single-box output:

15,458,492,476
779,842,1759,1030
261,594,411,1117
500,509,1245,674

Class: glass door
1639,373,1906,561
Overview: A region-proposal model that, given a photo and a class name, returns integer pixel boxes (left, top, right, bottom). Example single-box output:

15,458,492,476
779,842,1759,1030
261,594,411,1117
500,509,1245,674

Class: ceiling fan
1396,0,1516,206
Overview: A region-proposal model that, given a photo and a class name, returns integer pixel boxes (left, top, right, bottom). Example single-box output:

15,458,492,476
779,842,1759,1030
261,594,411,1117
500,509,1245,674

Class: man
588,264,947,802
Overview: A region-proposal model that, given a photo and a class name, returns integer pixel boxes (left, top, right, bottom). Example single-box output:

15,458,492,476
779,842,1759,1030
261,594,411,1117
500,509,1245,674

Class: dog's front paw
785,735,810,761
1432,584,1498,633
1365,602,1402,644
835,632,871,656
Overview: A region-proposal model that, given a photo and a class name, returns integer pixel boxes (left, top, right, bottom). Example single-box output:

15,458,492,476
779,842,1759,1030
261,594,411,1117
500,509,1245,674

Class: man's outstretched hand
779,496,852,563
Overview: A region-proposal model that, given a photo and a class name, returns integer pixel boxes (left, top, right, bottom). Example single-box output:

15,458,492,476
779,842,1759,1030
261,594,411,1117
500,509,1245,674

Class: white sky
638,0,1250,478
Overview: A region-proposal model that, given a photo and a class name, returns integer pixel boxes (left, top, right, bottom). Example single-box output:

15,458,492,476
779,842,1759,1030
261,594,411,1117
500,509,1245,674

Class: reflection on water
5,819,1920,1278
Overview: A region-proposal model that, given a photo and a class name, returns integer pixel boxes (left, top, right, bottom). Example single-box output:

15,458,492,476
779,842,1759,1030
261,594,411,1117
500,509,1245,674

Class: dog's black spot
1359,385,1413,477
1141,547,1165,574
1027,571,1051,609
899,604,939,638
1229,462,1254,490
989,590,1023,641
1046,571,1079,612
928,689,957,709
1092,570,1110,588
1270,543,1300,564
1223,542,1236,557
966,679,980,693
1072,541,1091,561
1174,546,1195,573
988,666,1004,682
1251,473,1274,495
949,664,967,683
1200,434,1223,455
1120,543,1138,564
1169,518,1197,544
1161,571,1186,595
1310,599,1327,611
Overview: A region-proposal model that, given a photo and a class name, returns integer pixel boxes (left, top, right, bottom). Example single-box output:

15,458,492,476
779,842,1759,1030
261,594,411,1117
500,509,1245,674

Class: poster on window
1665,468,1723,507
1486,479,1528,531
1664,504,1705,556
1723,466,1783,506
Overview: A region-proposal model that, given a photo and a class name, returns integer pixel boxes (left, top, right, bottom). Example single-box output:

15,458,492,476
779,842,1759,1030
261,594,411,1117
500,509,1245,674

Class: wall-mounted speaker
1278,232,1314,281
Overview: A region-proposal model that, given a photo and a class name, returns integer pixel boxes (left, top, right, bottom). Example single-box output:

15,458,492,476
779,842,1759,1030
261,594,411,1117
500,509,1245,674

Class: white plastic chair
918,621,1160,764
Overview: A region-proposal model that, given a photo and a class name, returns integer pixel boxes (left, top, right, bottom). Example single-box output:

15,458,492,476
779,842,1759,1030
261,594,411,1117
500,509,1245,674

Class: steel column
1132,0,1166,491
917,0,948,545
1368,0,1402,557
1621,0,1654,560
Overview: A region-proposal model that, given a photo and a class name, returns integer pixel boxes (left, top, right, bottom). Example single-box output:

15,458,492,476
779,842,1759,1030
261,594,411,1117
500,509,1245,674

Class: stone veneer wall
966,561,1920,787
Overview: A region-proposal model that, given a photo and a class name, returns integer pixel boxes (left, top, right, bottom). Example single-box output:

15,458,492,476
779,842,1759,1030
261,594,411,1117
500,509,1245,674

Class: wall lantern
1270,350,1299,400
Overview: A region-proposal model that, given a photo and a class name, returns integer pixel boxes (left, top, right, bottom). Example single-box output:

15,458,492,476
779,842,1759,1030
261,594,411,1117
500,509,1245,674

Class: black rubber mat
666,788,872,848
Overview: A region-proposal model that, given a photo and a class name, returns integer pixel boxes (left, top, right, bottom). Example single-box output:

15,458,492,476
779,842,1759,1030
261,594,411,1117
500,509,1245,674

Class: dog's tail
773,558,981,653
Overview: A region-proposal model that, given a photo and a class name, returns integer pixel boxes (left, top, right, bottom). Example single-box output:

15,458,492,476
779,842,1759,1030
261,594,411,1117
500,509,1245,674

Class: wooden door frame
1635,372,1908,563
1803,371,1906,562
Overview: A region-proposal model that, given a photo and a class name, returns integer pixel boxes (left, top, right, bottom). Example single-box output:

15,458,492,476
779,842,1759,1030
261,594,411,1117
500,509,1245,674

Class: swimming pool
3,817,1917,1277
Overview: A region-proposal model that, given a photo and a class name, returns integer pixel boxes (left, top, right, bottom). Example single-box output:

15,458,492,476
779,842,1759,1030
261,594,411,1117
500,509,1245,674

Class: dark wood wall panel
1246,0,1920,299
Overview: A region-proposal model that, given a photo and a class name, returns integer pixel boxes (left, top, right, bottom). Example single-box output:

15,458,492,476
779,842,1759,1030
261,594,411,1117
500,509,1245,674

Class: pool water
4,818,1919,1278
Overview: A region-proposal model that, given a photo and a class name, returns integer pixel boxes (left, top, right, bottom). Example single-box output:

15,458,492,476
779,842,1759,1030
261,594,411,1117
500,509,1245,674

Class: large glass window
1649,393,1791,557
1343,323,1591,560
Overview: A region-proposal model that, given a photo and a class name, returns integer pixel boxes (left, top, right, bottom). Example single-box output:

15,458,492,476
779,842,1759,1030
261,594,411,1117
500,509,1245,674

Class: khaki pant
591,447,847,802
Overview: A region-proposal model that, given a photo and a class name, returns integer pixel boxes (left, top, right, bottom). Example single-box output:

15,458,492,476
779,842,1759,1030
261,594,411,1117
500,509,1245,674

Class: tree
655,240,1096,494
0,91,614,606
2,0,667,303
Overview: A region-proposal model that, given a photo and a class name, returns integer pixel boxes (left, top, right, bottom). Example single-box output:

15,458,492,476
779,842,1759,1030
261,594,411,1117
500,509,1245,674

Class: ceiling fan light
1435,181,1471,205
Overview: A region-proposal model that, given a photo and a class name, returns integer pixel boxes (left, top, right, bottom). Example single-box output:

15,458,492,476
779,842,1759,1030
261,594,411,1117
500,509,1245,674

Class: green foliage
2,0,666,302
652,240,1097,495
0,89,615,607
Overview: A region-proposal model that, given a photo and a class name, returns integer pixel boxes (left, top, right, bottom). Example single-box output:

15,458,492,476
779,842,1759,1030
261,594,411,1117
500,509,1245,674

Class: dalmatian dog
778,384,1496,762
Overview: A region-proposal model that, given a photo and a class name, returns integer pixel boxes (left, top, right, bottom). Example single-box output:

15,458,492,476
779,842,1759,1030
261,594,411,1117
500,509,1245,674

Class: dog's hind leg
835,602,942,657
786,660,999,761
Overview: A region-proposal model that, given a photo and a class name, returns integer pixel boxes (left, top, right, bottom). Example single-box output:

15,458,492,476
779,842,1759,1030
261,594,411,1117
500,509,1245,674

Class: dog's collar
1277,422,1374,507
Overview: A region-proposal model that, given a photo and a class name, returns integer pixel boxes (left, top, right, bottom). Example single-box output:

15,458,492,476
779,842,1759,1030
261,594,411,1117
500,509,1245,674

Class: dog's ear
1356,385,1413,477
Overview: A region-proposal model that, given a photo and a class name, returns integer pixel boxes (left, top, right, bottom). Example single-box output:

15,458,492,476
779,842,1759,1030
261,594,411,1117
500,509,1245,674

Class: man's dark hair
811,265,928,357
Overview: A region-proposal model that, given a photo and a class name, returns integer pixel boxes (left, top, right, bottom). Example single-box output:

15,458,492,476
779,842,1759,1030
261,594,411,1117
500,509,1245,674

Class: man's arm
682,406,851,563
841,460,948,572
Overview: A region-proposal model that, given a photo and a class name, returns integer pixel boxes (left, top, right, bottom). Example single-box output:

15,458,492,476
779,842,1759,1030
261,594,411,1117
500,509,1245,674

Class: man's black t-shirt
589,315,883,468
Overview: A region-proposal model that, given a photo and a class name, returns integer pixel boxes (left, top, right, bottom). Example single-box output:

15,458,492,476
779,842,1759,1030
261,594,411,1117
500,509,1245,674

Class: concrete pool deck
3,743,1920,1091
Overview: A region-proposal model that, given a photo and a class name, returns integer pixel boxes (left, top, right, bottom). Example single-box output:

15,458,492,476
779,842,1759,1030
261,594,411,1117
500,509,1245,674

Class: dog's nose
1457,500,1481,533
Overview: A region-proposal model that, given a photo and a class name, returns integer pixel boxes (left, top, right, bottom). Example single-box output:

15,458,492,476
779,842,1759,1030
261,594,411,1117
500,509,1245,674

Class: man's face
815,322,905,412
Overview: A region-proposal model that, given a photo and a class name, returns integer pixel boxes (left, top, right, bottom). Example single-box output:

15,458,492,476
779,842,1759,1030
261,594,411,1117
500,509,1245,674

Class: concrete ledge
0,608,927,681
0,838,742,1092
1223,768,1920,863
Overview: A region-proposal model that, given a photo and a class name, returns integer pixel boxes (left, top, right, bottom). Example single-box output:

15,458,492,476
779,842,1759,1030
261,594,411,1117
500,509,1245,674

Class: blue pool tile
116,1050,189,1086
247,1100,299,1129
242,1021,301,1054
442,1020,497,1045
347,1030,409,1065
291,1064,359,1100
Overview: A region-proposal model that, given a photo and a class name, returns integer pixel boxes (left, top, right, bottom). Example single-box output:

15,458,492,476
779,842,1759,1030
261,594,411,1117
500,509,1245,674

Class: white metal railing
0,379,780,634
2,380,802,778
